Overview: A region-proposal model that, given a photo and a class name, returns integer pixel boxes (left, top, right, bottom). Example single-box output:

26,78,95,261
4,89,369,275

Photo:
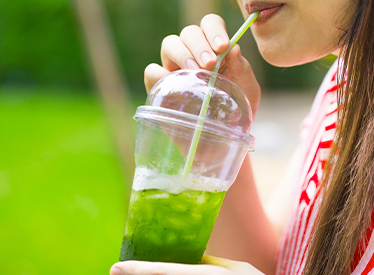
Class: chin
257,41,337,68
259,47,315,68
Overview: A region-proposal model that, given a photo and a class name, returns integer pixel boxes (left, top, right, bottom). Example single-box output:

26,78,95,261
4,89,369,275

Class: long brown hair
304,0,374,274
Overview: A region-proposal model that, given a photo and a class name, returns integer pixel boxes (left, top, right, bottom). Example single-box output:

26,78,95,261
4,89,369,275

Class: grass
0,87,131,275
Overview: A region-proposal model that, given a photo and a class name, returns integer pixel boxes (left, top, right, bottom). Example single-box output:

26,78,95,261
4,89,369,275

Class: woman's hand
144,14,261,118
110,255,265,275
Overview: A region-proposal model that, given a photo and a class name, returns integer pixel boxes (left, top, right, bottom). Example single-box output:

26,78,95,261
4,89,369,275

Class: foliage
0,0,336,93
0,0,90,88
0,88,127,275
105,0,179,96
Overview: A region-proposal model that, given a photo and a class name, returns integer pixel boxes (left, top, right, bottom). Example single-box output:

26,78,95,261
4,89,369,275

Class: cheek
252,20,341,67
250,0,355,67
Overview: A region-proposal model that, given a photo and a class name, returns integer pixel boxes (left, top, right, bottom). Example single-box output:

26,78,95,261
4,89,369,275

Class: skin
110,255,265,275
111,0,357,274
238,0,354,66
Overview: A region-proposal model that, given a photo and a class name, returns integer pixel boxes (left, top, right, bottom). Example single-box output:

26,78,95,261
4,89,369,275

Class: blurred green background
0,0,334,274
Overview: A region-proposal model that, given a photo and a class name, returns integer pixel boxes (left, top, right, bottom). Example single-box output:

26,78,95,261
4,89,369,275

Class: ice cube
165,217,183,229
147,232,163,246
191,212,202,221
196,193,206,204
130,191,142,202
183,234,197,242
172,202,188,213
145,193,170,200
166,233,177,243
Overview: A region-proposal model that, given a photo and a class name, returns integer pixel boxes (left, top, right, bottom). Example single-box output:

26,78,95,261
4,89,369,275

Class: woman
111,0,374,274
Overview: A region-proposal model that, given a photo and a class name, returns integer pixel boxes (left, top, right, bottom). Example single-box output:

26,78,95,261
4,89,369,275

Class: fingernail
110,266,122,275
185,58,199,69
200,51,213,65
214,35,225,49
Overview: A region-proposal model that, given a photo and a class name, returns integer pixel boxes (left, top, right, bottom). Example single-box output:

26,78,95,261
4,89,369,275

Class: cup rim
134,105,255,150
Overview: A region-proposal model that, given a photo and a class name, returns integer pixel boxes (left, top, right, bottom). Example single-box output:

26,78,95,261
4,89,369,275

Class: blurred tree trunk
74,0,135,191
179,0,217,27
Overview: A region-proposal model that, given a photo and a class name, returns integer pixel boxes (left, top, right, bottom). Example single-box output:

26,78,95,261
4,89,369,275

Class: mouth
246,2,284,23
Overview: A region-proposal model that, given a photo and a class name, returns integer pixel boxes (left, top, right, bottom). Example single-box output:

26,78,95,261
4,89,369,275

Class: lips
246,2,284,23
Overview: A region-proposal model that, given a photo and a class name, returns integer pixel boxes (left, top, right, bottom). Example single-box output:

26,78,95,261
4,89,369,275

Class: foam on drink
132,166,230,194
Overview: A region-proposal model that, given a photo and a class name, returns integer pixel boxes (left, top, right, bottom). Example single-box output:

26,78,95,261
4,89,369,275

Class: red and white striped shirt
274,59,374,274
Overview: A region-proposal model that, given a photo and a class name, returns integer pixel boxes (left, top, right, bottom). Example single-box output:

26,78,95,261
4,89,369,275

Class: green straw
182,12,259,178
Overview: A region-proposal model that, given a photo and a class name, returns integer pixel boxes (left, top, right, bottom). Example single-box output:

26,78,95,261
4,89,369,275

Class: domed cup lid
134,69,255,149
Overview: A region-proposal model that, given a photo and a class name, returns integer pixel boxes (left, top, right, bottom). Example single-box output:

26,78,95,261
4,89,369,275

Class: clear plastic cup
120,69,255,264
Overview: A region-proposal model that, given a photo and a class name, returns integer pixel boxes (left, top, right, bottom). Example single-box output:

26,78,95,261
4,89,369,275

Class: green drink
120,188,225,264
119,69,255,264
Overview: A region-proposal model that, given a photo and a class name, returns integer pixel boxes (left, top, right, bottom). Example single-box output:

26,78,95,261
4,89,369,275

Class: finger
161,35,200,72
144,63,170,94
180,25,217,70
200,14,230,53
225,44,261,118
110,261,232,275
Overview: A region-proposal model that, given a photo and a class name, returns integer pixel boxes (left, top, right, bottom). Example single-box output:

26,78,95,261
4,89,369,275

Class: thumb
201,255,238,268
202,255,265,274
144,63,170,94
224,44,261,119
